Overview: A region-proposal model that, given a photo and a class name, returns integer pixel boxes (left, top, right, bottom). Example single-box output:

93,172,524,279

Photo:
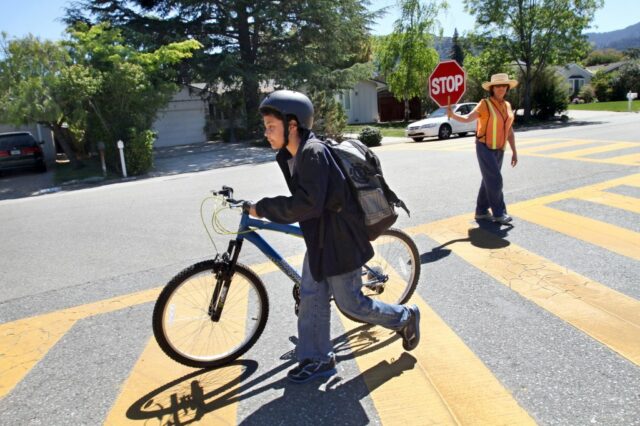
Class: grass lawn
568,100,640,112
53,156,116,184
345,122,408,137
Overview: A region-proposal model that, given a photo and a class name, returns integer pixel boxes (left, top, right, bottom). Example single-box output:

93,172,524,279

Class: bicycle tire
340,227,421,322
153,260,269,368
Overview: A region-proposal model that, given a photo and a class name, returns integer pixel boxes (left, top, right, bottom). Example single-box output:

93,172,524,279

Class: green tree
464,0,603,120
65,0,378,134
449,28,465,66
0,33,94,168
67,23,201,174
0,25,200,174
583,48,624,66
624,48,640,60
530,67,570,119
610,62,640,101
462,48,511,103
375,0,442,121
591,70,615,101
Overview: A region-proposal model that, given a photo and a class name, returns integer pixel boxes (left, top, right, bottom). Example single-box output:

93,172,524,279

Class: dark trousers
475,142,506,217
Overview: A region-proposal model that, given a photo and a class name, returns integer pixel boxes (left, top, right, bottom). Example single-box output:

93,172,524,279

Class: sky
0,0,638,41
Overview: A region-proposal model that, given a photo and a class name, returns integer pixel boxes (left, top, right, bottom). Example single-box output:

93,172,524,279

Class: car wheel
438,124,452,140
412,137,424,142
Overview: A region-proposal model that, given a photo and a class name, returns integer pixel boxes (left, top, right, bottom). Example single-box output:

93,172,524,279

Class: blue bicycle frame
234,212,304,286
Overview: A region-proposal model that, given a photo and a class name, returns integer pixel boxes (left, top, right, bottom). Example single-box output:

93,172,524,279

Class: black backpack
322,138,410,241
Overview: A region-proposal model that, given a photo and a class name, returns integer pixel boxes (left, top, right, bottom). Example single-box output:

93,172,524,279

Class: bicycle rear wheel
153,260,269,368
362,228,420,306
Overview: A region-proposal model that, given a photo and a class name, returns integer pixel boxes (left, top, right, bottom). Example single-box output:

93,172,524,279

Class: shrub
578,84,596,103
222,127,249,142
358,126,382,147
531,68,569,119
610,62,640,100
124,129,155,175
591,71,615,102
310,90,347,141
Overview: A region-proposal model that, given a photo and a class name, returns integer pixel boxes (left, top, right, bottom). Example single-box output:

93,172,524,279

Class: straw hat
482,73,518,91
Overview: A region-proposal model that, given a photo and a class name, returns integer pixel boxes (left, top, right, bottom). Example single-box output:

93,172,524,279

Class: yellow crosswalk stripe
518,139,596,154
510,204,640,261
408,214,640,366
509,173,640,261
104,337,243,425
602,152,640,166
550,142,638,159
574,190,640,214
0,288,160,398
339,301,535,425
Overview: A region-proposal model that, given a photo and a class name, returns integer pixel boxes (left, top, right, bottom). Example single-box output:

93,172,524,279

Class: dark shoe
398,305,421,351
287,355,337,384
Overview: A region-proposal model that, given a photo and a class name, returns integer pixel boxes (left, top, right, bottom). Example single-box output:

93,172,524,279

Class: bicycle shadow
125,323,409,424
420,219,513,265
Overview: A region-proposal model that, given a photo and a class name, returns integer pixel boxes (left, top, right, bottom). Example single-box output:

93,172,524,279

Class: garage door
152,98,207,148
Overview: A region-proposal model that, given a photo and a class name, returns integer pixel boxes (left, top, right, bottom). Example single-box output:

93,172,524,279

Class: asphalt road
1,110,639,425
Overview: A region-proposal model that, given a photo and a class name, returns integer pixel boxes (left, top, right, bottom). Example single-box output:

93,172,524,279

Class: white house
336,80,384,124
555,63,594,95
152,85,208,148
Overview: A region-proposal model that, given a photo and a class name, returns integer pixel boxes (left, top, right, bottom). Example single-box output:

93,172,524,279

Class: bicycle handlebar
212,186,251,213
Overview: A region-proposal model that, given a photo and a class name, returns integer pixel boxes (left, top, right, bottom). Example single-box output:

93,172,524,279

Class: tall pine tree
449,28,465,66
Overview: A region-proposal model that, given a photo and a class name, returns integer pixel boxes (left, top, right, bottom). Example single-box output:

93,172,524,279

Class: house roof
585,61,629,74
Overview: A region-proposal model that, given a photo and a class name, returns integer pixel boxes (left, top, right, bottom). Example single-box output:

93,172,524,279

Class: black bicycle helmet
259,90,314,130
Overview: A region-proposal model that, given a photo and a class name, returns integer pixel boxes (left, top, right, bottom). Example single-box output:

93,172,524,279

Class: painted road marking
379,137,640,166
509,173,640,261
408,213,640,366
339,303,535,425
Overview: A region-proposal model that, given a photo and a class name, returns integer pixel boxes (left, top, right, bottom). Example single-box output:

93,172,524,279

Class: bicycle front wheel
362,228,420,306
153,260,269,368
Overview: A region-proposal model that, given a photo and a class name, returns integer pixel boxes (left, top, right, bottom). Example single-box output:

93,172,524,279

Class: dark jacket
255,132,373,281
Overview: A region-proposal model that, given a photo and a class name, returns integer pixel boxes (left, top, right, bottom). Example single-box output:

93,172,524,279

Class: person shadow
240,352,417,426
420,218,513,265
125,324,415,425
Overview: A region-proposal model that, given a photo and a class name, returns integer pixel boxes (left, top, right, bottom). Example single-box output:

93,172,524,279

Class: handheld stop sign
429,60,466,107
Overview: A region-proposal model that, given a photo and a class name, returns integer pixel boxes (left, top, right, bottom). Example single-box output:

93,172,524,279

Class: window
569,77,585,94
343,90,351,110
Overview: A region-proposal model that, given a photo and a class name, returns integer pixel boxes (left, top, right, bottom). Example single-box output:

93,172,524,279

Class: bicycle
153,186,421,368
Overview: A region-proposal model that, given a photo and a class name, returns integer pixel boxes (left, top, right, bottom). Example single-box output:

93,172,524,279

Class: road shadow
420,220,512,265
126,324,410,424
149,141,274,177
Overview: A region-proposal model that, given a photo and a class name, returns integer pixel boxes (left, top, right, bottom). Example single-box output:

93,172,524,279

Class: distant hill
586,22,640,50
429,22,640,61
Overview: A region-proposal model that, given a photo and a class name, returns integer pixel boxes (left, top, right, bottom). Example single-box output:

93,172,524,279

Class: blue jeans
296,254,410,362
475,142,507,217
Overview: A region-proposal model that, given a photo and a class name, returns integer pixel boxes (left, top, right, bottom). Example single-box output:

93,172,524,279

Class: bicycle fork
208,239,243,321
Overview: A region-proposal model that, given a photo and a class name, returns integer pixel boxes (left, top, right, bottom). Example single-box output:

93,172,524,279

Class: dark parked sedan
0,132,47,174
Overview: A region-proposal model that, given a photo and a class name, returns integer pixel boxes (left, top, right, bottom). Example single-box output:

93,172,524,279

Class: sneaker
474,212,493,220
492,214,513,224
287,355,337,384
398,305,421,351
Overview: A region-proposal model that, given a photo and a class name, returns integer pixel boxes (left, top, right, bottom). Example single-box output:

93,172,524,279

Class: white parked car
405,103,477,141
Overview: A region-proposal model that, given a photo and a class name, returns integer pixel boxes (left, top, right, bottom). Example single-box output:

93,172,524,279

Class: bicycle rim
155,262,267,367
365,229,420,305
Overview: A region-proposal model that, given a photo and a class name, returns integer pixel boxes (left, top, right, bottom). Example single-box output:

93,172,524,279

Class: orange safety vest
477,98,514,150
